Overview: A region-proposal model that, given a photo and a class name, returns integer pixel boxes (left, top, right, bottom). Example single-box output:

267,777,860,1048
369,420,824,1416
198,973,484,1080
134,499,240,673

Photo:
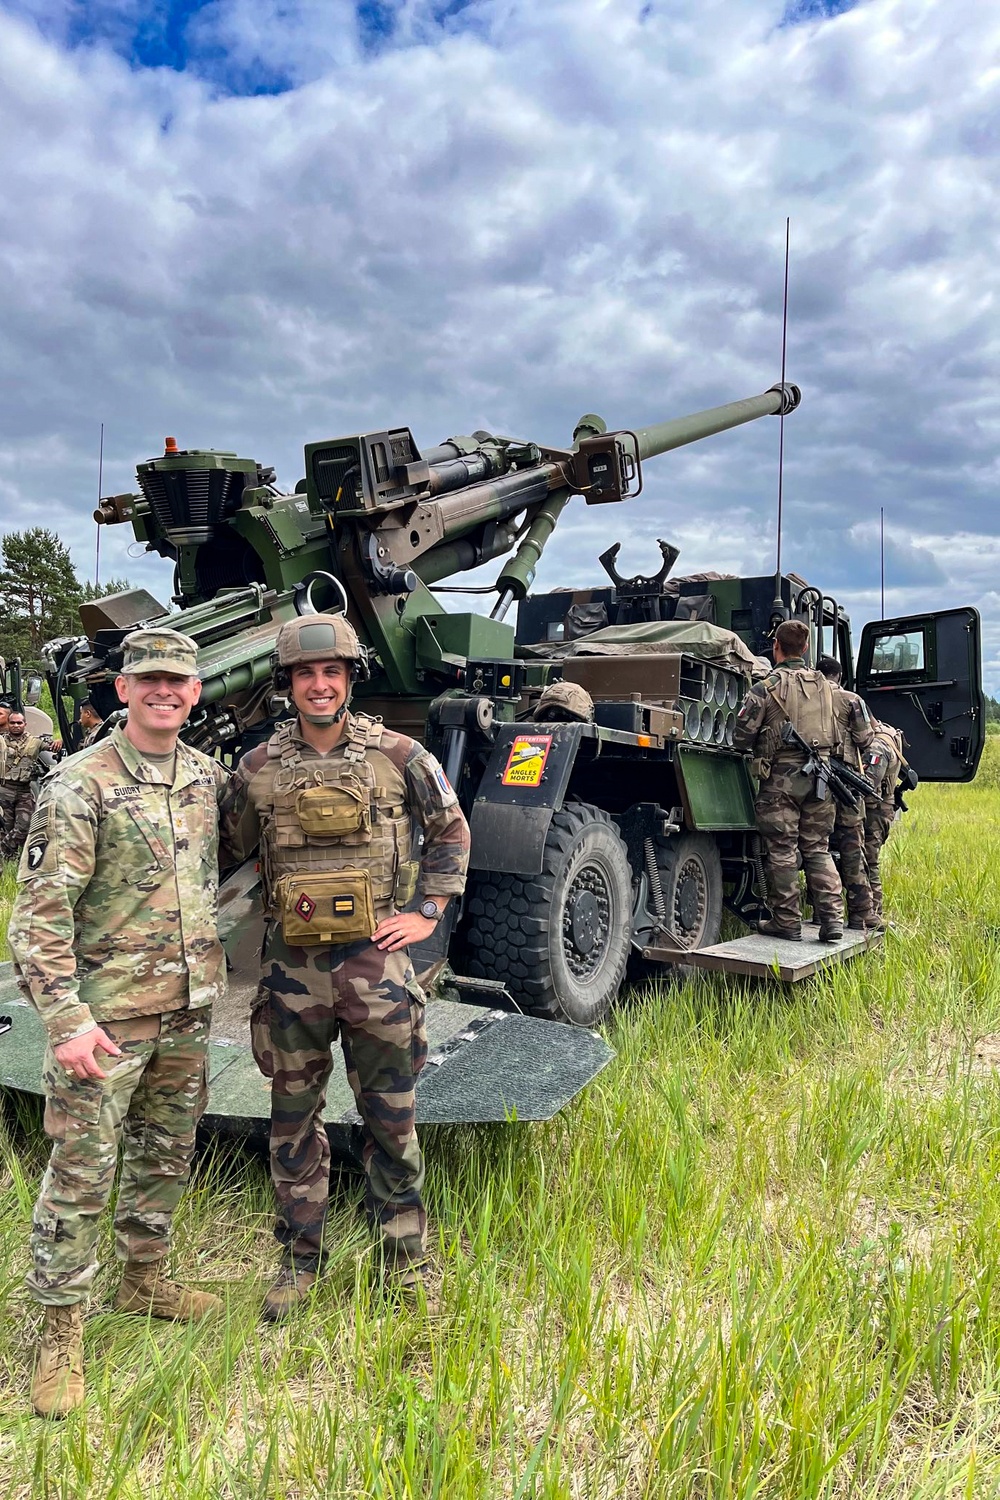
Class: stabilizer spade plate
0,962,614,1164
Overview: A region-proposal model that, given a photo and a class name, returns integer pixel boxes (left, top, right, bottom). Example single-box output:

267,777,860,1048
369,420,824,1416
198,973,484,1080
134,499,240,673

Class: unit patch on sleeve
501,734,553,788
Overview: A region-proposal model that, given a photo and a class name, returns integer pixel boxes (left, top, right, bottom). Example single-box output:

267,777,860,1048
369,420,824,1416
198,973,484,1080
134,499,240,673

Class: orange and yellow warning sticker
501,734,552,788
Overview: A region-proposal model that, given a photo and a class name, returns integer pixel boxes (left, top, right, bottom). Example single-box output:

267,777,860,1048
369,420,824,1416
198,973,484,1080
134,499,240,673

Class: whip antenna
771,218,790,626
880,505,885,616
95,421,104,588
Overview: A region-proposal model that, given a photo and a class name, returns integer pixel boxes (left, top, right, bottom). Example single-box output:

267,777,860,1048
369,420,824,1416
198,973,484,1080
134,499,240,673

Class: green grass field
3,748,1000,1498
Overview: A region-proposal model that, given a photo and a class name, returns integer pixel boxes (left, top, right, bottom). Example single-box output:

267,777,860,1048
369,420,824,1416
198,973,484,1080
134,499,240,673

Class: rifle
778,721,868,810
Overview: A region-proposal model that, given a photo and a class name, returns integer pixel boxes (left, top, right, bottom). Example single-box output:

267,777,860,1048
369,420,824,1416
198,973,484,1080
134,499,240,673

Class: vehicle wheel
463,801,632,1027
629,832,723,981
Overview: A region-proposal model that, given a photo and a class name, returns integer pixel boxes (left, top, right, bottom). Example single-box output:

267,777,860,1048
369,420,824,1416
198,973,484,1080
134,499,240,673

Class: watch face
420,900,439,920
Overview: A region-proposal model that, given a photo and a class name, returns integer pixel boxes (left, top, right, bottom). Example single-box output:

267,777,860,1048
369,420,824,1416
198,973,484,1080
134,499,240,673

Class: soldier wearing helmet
532,680,594,723
221,614,471,1319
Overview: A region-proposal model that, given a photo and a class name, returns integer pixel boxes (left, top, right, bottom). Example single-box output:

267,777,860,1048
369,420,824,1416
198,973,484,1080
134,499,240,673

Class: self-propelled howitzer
59,379,800,755
30,377,812,1062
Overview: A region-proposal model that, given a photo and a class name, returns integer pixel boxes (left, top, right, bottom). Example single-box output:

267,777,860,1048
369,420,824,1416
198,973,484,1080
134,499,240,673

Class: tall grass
3,748,1000,1495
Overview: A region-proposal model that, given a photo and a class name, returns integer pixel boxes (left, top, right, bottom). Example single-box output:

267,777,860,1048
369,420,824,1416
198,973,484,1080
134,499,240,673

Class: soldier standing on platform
733,619,845,942
816,655,882,931
221,614,470,1321
8,628,229,1419
864,719,909,921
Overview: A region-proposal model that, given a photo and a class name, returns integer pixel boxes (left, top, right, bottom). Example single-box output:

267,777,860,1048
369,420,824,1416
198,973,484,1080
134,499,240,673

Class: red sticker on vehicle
501,734,552,788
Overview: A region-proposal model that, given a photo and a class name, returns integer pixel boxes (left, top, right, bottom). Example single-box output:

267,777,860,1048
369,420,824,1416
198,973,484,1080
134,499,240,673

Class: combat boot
31,1303,85,1419
384,1263,440,1316
818,922,844,944
757,918,801,941
115,1262,222,1321
262,1265,318,1322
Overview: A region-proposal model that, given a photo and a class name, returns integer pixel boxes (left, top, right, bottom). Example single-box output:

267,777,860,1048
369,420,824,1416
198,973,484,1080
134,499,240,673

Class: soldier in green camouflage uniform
733,619,849,941
0,709,61,862
863,719,908,919
220,614,470,1320
8,628,229,1418
816,655,880,930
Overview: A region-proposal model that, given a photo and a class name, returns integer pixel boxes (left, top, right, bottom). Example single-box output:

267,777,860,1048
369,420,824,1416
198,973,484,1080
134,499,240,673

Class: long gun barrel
490,381,801,617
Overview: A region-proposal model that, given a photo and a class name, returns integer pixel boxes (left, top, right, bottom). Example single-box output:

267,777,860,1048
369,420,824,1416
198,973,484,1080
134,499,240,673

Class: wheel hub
569,889,600,954
675,858,707,937
562,864,612,979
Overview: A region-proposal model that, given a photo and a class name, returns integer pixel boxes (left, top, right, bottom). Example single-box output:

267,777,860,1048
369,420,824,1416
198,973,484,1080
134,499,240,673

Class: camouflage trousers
251,928,428,1274
864,801,895,917
27,1007,210,1307
830,800,874,922
0,781,34,862
756,763,841,928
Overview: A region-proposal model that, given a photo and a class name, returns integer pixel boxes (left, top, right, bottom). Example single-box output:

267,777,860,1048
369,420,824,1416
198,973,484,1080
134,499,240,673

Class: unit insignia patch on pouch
295,892,316,921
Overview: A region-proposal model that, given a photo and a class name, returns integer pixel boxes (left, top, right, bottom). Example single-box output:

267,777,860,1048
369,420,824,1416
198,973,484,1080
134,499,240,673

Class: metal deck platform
676,923,881,981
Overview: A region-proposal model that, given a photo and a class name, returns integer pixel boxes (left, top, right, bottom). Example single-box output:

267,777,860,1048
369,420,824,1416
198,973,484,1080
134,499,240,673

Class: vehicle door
855,608,985,781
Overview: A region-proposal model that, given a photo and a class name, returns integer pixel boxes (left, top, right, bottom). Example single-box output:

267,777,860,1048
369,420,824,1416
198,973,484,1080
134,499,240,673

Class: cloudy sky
2,0,998,684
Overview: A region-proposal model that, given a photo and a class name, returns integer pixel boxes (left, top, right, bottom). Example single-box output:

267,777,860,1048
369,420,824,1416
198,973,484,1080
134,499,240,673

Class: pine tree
0,529,84,665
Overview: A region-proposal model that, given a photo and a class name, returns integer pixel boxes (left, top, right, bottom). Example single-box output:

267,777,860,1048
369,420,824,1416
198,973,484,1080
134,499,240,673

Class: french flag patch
435,767,452,795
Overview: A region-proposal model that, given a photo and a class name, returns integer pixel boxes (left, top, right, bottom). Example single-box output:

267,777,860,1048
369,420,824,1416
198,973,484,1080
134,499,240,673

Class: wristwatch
420,899,443,922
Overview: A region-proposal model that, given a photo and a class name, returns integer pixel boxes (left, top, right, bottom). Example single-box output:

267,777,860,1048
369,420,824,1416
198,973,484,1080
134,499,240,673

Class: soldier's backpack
769,668,838,752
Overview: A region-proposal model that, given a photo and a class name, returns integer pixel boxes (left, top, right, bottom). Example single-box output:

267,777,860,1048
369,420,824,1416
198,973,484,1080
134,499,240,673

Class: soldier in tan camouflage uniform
8,628,229,1419
0,709,61,862
863,719,908,919
221,614,470,1320
816,655,882,931
733,619,851,942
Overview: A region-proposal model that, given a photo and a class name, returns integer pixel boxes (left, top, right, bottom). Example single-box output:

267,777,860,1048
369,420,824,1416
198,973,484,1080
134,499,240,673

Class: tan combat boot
31,1303,85,1419
115,1262,222,1321
386,1263,440,1316
262,1265,318,1322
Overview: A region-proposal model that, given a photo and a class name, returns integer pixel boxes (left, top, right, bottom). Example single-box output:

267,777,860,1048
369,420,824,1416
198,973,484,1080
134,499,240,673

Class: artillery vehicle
0,377,985,1145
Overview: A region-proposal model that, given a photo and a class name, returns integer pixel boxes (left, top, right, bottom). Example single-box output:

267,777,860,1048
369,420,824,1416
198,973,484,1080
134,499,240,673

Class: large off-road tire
463,802,632,1027
629,832,724,982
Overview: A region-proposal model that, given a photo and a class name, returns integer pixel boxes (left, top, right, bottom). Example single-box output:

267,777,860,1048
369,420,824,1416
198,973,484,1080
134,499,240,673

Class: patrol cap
533,680,594,723
275,614,365,668
121,627,200,677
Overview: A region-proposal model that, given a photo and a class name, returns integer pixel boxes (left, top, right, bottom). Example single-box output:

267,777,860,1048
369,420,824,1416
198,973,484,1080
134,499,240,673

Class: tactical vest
769,668,838,757
0,734,44,785
866,725,904,801
261,715,412,917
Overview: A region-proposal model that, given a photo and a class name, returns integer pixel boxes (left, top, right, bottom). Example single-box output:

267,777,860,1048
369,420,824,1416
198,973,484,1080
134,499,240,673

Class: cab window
867,626,927,678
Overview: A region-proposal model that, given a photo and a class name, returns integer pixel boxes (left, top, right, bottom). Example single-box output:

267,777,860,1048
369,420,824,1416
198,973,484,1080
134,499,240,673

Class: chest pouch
275,870,376,946
295,783,371,840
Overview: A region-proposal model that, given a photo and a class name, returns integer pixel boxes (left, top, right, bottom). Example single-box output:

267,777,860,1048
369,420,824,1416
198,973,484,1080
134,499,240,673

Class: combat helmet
532,680,594,723
272,615,371,727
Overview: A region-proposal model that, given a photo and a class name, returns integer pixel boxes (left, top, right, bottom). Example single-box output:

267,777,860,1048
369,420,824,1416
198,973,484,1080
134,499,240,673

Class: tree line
0,529,131,668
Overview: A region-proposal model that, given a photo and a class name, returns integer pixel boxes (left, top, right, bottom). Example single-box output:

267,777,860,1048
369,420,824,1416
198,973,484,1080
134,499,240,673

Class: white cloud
2,0,1000,689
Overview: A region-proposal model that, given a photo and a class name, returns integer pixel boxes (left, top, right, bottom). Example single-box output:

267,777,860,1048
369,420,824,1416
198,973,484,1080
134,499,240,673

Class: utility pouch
275,870,376,946
393,859,420,908
295,783,370,840
750,757,771,781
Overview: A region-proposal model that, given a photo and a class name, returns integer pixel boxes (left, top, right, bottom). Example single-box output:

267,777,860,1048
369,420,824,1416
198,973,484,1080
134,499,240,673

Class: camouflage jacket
8,726,231,1047
220,714,471,906
0,731,58,785
831,687,874,769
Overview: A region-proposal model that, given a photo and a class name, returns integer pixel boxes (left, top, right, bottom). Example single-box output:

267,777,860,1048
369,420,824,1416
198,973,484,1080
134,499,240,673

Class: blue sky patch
781,0,861,21
37,0,295,96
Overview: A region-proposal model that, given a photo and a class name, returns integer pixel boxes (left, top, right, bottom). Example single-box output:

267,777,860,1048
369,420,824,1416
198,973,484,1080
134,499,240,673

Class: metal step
671,923,882,981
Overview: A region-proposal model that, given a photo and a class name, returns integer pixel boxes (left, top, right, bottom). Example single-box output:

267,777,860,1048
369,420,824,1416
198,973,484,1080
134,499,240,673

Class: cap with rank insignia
121,627,200,678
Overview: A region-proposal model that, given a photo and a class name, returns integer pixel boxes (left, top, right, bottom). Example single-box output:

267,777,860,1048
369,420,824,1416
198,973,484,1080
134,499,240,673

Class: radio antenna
880,505,885,616
771,218,790,625
95,421,104,588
